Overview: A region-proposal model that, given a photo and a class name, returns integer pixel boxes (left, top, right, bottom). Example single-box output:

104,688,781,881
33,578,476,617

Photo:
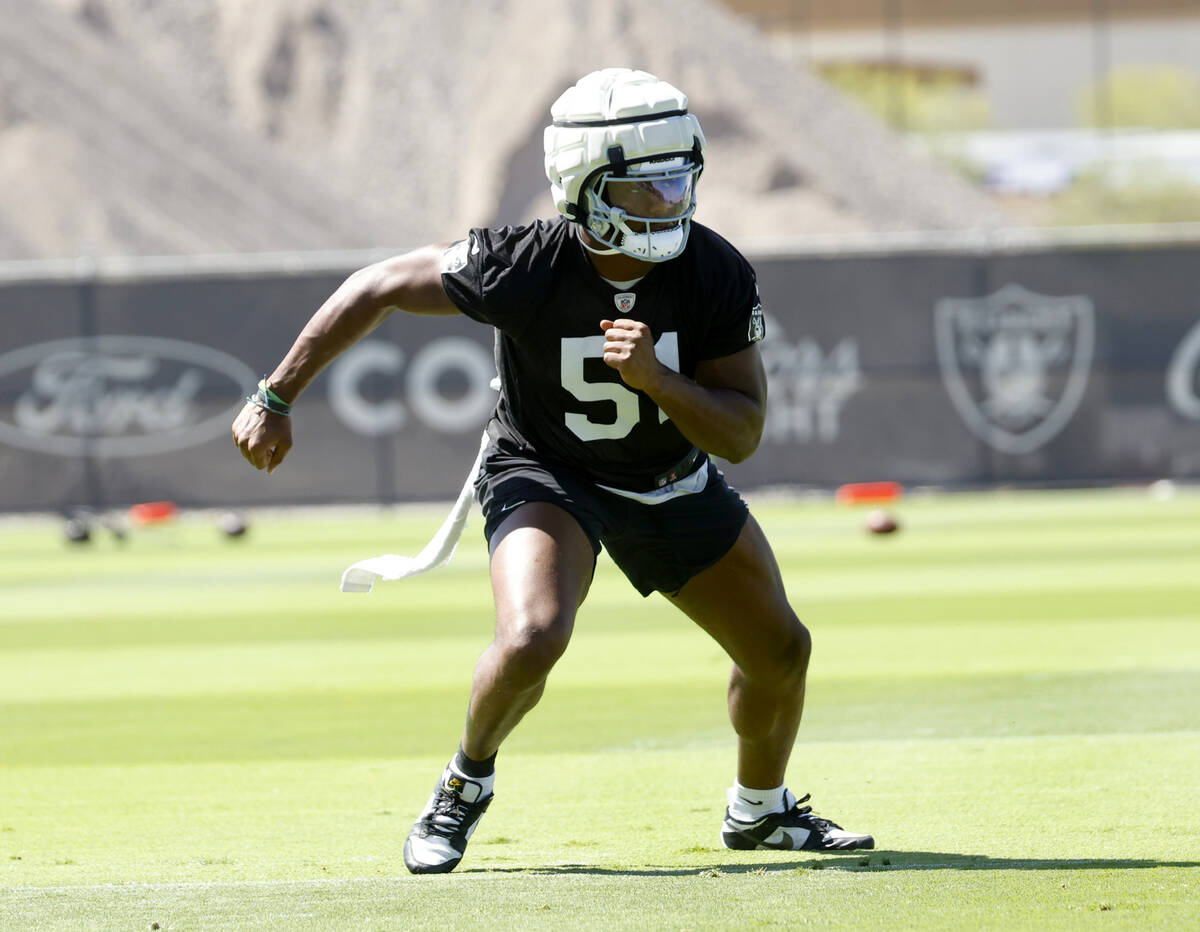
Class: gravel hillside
1,0,1006,261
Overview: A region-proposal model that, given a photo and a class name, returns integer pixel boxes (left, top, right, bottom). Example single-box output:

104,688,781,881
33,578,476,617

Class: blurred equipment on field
61,510,129,544
101,513,129,542
125,501,180,546
218,511,249,539
1149,478,1178,501
835,482,903,536
128,501,178,526
62,514,91,544
865,508,901,535
836,481,903,506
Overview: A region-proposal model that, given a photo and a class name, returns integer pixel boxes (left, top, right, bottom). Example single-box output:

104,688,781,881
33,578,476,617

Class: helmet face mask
544,69,706,263
583,157,700,261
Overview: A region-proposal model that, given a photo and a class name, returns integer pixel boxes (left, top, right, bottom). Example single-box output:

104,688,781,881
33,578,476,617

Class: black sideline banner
2,237,1199,513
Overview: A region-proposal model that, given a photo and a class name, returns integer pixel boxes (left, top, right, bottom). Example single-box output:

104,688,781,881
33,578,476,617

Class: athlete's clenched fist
600,318,666,392
232,403,293,474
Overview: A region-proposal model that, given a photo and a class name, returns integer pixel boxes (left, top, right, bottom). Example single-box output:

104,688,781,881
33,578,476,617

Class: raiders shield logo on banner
614,292,636,314
935,283,1095,455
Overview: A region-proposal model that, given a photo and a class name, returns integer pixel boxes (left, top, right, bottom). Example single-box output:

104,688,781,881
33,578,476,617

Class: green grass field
1,487,1198,930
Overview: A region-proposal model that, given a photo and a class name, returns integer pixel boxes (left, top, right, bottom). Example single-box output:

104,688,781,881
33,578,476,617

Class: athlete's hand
232,402,293,474
600,318,666,392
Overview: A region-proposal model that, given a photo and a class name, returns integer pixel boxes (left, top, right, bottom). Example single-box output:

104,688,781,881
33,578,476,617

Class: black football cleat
403,768,493,874
721,792,874,851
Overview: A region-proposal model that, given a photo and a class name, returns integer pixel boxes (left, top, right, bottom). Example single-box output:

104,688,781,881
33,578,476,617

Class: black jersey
440,217,764,491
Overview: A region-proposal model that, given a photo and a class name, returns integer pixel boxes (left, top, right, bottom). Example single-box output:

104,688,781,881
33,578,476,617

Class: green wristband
257,379,292,409
248,378,292,416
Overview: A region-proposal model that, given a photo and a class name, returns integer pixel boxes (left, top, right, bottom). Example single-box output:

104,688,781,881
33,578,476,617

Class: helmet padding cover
544,69,706,225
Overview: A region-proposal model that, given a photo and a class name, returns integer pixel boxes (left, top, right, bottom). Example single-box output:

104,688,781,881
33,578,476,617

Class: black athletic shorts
474,433,749,597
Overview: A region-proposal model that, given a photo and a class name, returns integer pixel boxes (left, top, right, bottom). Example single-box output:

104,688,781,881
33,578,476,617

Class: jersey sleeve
439,223,552,335
696,246,767,361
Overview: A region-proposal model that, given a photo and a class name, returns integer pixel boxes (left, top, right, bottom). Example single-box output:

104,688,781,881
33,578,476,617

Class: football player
233,68,874,873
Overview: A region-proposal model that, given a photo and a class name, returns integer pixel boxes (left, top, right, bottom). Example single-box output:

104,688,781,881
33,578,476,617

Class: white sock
727,782,793,821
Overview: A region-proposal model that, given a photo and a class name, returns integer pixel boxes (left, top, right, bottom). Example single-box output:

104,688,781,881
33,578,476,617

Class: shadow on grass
466,852,1200,876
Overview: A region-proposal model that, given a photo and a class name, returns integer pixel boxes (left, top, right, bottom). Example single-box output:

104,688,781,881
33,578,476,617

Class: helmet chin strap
579,230,622,257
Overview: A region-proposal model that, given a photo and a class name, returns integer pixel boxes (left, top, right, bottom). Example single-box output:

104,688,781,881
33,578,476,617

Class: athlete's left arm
600,318,766,463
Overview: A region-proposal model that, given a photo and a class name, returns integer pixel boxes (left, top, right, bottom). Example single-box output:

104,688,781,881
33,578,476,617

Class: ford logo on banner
0,336,256,457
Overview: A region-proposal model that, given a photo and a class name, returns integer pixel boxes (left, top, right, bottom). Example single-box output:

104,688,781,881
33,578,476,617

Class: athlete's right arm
233,244,456,473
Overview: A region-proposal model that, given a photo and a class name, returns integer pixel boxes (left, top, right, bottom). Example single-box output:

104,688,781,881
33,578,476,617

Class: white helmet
544,68,706,262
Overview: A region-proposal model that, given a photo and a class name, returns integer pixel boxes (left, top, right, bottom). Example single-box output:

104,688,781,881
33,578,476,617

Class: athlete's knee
494,607,573,678
739,614,810,688
787,618,816,676
784,617,812,683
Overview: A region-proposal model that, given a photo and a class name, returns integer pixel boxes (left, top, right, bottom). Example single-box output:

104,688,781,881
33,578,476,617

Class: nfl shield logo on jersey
614,292,636,314
935,283,1095,455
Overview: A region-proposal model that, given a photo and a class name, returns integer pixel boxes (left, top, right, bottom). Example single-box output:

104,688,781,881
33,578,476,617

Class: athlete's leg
406,501,595,875
667,513,810,789
460,501,596,760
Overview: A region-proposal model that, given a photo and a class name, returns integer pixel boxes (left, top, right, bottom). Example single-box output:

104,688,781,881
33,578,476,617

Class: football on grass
865,509,899,534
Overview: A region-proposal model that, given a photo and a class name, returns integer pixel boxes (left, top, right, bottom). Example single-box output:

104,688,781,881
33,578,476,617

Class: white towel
339,430,489,593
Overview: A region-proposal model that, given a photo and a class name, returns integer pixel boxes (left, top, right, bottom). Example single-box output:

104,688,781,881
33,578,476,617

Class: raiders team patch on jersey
748,296,766,343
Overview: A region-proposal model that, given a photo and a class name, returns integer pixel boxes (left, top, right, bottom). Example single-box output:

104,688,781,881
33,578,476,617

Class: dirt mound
1,0,1006,261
